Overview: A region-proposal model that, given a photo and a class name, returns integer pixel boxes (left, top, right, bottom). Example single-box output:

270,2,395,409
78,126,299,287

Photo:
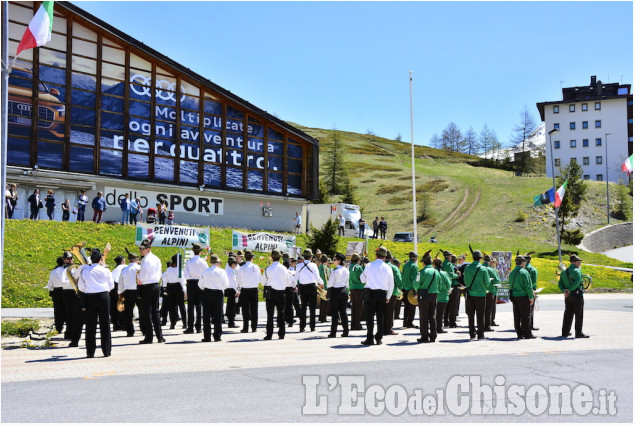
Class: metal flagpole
409,71,417,255
1,1,10,292
548,129,562,264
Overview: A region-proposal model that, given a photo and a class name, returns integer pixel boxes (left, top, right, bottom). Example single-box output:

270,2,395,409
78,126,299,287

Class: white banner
136,224,210,248
105,187,223,216
232,230,295,253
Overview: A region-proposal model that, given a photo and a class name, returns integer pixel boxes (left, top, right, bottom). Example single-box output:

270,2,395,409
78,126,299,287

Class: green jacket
387,261,402,296
508,266,534,298
401,260,418,291
319,264,330,289
437,269,452,303
463,261,490,297
442,259,458,285
414,265,439,293
349,264,365,289
558,264,583,293
483,263,500,296
526,263,538,290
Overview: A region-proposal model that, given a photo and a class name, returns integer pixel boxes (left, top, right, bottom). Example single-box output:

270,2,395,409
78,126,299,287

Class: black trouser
109,284,121,330
529,299,535,328
338,226,345,236
139,283,163,341
364,288,387,342
202,289,224,340
511,296,533,338
239,287,259,331
465,295,485,338
121,289,138,334
329,287,349,335
491,294,497,323
436,301,448,333
417,291,438,341
160,289,170,324
52,288,65,333
298,283,317,331
384,295,396,334
62,290,83,341
224,288,237,326
350,288,365,329
167,283,186,327
265,289,286,338
285,287,296,325
402,289,416,327
484,293,495,329
394,296,402,319
562,294,584,337
380,230,386,239
62,211,69,221
319,296,330,322
186,280,202,332
447,286,461,326
372,228,378,239
85,292,111,357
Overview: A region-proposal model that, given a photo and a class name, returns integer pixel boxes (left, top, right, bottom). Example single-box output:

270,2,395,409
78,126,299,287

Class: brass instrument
116,296,125,312
317,285,329,301
407,289,418,306
396,288,403,301
65,241,89,293
582,274,592,290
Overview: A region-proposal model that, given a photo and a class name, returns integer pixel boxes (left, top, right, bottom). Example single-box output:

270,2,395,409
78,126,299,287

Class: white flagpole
409,71,417,255
1,1,10,292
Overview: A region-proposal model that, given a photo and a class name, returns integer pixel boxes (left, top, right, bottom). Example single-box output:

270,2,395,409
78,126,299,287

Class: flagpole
409,71,417,255
1,1,10,292
548,129,562,264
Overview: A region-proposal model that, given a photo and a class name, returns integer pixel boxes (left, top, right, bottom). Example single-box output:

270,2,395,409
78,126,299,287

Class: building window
583,175,590,180
595,102,601,110
570,122,576,130
554,123,560,130
629,118,633,124
569,104,575,112
583,157,589,165
595,120,601,128
553,105,559,114
554,140,560,149
582,121,588,129
570,140,576,148
596,138,602,146
554,158,561,167
583,139,589,147
596,174,603,181
596,156,603,165
582,103,588,111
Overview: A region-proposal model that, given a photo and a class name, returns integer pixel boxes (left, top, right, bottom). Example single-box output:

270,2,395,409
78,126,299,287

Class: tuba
65,242,89,293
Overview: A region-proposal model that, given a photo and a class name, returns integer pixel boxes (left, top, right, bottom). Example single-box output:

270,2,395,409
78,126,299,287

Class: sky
73,1,633,147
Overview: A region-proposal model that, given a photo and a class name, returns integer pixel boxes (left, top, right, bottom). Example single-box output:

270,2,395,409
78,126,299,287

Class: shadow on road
25,355,85,363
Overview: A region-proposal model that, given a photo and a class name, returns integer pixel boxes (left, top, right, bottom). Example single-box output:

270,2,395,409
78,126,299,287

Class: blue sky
74,1,633,147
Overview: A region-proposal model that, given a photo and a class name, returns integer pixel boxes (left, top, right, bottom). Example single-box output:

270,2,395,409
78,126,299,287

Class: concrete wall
580,222,633,253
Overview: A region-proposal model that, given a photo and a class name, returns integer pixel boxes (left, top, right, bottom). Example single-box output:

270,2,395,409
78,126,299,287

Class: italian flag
621,155,633,173
16,1,54,56
554,179,568,209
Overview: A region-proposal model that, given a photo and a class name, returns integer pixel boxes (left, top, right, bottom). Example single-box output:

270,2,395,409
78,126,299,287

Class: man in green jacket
434,258,452,334
384,253,402,336
463,249,491,340
483,254,500,332
414,251,440,343
348,253,365,330
444,252,461,328
508,255,535,339
558,254,589,338
525,253,539,331
401,251,419,328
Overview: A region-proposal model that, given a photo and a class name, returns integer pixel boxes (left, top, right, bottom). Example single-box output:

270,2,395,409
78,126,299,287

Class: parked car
392,232,421,243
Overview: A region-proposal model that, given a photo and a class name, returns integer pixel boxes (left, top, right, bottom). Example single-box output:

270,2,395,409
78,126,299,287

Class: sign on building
232,230,295,253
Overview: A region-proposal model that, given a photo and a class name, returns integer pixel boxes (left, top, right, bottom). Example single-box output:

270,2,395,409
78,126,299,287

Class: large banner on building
232,230,295,253
105,187,223,216
135,224,210,248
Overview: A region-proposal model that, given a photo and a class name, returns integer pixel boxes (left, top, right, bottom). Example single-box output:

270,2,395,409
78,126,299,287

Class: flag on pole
533,187,555,206
554,179,568,208
621,155,633,173
16,1,55,57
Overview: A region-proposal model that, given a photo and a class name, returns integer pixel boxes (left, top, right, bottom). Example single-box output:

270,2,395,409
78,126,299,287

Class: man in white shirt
285,258,298,327
137,239,165,344
327,253,350,338
47,257,67,335
199,254,229,342
236,249,261,333
118,251,141,337
338,214,346,236
78,249,114,358
296,248,324,332
110,256,126,332
184,243,207,334
263,249,290,340
293,211,302,234
360,246,394,346
224,256,240,328
162,254,187,330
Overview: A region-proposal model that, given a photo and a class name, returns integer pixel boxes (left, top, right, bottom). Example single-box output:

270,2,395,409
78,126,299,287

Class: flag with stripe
533,187,555,206
554,180,568,208
621,155,633,173
16,1,55,56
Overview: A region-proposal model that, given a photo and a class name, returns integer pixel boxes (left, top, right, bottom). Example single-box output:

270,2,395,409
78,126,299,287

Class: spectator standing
293,211,302,234
61,199,70,221
44,189,56,220
5,183,18,219
27,188,42,220
75,190,88,222
167,210,174,225
129,197,140,225
379,217,387,240
358,216,366,239
91,191,106,223
372,217,380,239
120,193,131,225
338,214,345,236
157,203,166,225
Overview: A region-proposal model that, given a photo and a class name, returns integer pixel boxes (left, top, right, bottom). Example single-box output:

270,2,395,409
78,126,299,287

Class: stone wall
580,222,633,253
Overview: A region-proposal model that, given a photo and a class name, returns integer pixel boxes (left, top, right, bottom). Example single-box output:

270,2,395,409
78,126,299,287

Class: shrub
514,210,528,222
1,319,40,337
305,217,340,258
376,185,410,195
562,229,584,245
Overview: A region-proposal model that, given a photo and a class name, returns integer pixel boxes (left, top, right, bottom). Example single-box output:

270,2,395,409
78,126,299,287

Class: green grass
1,319,40,337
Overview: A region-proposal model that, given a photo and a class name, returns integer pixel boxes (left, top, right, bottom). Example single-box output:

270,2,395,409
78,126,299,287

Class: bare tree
441,122,462,152
463,126,478,155
511,105,538,173
429,133,441,149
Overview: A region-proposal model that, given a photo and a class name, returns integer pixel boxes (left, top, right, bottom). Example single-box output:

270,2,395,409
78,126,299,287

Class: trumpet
65,241,89,294
396,288,403,301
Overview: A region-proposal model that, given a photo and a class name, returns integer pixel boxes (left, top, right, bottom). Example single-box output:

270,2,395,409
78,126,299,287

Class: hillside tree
322,128,347,195
479,124,495,157
429,133,442,150
441,122,462,152
511,105,538,173
463,126,478,155
556,159,587,238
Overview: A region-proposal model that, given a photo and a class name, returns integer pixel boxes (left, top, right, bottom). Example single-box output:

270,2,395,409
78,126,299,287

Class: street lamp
548,128,562,264
605,133,611,224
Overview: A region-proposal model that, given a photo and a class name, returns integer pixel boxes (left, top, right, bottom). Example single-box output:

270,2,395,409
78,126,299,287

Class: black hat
236,250,244,256
408,251,418,258
362,257,370,264
62,251,73,260
303,248,313,258
320,254,328,263
351,252,361,262
570,254,583,262
271,249,282,260
192,243,202,253
472,250,483,260
483,254,492,262
392,258,401,266
114,255,125,265
244,249,254,259
290,257,297,263
209,254,220,264
385,250,393,260
376,247,388,258
227,251,236,258
139,239,153,250
443,250,452,257
125,247,139,261
228,256,237,266
334,252,346,262
282,252,290,259
433,258,443,267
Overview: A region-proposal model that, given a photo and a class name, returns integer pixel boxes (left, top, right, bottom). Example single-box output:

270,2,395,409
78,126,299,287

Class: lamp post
409,71,417,255
548,128,562,264
605,133,611,224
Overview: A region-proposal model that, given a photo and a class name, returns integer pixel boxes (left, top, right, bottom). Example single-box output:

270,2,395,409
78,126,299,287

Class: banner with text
136,224,210,248
232,230,295,253
105,187,223,216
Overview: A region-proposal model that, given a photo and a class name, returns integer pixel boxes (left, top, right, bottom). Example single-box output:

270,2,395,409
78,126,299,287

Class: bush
305,217,340,258
514,210,528,222
1,319,40,337
562,229,584,245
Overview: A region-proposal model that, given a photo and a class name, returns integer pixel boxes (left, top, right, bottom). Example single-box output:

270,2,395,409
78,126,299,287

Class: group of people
49,240,589,358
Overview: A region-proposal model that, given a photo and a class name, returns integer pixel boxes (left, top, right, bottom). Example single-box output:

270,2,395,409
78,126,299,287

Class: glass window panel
100,111,124,131
71,89,96,108
69,146,94,173
226,118,244,133
37,120,65,142
204,130,223,147
51,14,67,34
39,47,66,67
40,82,65,101
225,132,244,150
288,158,303,174
72,55,97,74
155,121,175,140
155,91,177,107
180,143,200,161
71,72,96,91
180,160,199,184
129,100,151,118
37,142,63,169
247,120,264,137
100,149,123,176
155,157,174,182
102,45,125,65
181,80,200,98
181,94,200,111
268,140,283,155
203,163,221,187
203,147,222,164
268,156,283,172
100,94,124,113
101,78,124,96
226,149,243,166
100,130,124,149
204,115,222,130
226,167,243,189
45,33,67,51
71,106,96,127
70,126,95,146
9,5,36,25
155,139,175,156
128,117,152,137
227,105,244,119
72,22,97,42
246,153,265,170
102,62,125,80
287,143,303,159
288,175,302,195
247,137,265,153
128,154,149,178
7,136,30,166
204,99,222,115
102,37,123,49
39,65,66,85
72,38,97,58
268,128,284,141
9,41,33,61
247,170,263,191
268,172,283,193
180,124,200,143
127,135,151,154
155,105,176,123
130,53,151,71
8,120,32,138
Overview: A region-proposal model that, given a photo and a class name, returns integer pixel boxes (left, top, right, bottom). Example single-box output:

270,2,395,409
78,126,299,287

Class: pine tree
556,159,587,237
341,178,359,206
511,105,538,173
322,129,347,195
306,217,340,258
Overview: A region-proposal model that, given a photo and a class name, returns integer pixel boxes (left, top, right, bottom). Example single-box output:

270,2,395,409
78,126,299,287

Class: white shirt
339,217,346,227
119,263,141,294
138,251,162,284
112,264,127,284
328,265,350,289
296,260,324,285
360,259,394,300
47,267,67,290
287,267,297,288
184,255,208,280
199,265,229,290
162,266,186,291
78,264,114,294
225,264,239,290
237,261,262,289
263,261,291,291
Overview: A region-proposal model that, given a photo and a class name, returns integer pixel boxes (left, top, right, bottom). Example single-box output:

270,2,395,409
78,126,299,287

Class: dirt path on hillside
452,188,481,229
422,188,470,237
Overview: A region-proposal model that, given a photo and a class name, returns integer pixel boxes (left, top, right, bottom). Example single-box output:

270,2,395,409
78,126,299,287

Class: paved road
602,245,634,263
2,294,632,422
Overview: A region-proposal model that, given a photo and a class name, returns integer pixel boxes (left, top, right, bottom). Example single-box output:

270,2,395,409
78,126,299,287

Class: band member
296,248,324,332
47,257,66,335
78,249,114,358
137,239,165,344
509,255,535,339
224,256,239,328
110,256,126,332
235,250,246,266
348,253,365,331
525,253,539,331
442,251,460,328
401,251,418,328
184,243,207,334
285,258,298,327
463,249,492,340
237,249,261,333
327,252,349,338
482,254,500,332
558,254,589,338
318,254,331,323
118,250,141,336
68,251,89,347
434,257,451,334
199,254,228,342
359,247,394,346
163,255,187,329
414,251,439,343
263,249,289,340
160,261,172,326
60,253,80,341
384,252,402,336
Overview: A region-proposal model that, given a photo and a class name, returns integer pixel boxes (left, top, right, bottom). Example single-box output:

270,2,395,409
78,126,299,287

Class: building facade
537,76,633,183
5,1,319,231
